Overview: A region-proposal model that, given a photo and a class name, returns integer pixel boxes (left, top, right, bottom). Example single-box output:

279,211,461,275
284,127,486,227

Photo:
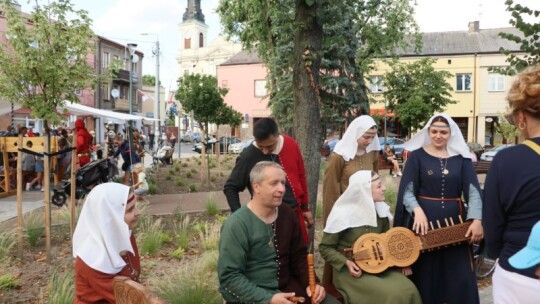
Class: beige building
369,21,523,146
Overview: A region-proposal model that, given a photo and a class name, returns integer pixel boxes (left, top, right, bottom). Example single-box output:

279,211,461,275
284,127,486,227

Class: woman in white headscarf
73,183,141,304
321,115,381,284
319,170,421,304
393,113,483,304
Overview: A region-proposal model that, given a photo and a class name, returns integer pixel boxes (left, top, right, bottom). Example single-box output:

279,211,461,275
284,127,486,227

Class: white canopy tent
63,101,146,124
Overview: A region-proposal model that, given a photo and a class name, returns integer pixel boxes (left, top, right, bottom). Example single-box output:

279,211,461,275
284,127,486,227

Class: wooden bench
473,160,491,174
113,276,167,304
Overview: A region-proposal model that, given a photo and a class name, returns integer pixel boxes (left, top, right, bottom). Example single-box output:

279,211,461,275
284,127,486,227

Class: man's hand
270,292,296,303
400,266,413,276
465,219,484,244
306,284,326,304
302,210,314,229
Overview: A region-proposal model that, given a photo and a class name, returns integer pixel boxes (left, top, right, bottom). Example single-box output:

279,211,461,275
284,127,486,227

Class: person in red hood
75,119,92,167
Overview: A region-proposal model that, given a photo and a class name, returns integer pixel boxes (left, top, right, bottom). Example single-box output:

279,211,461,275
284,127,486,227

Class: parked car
229,139,254,154
379,137,406,158
192,132,202,143
193,137,241,154
467,142,484,159
180,134,192,142
480,144,514,161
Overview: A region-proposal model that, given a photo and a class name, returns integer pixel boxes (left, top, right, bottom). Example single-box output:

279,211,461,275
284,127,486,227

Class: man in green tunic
218,161,339,304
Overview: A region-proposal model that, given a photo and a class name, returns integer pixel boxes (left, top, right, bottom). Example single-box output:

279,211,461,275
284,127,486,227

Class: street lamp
127,43,137,115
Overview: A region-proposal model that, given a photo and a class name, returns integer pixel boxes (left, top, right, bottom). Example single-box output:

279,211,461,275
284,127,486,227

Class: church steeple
183,0,205,23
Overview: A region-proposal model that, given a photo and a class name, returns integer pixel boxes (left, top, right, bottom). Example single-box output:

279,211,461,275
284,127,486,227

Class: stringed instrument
350,216,472,274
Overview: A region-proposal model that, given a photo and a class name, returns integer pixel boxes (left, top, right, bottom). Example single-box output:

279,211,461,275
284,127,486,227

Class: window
102,51,110,68
488,73,505,92
74,89,82,96
456,73,472,91
254,80,267,97
369,76,385,93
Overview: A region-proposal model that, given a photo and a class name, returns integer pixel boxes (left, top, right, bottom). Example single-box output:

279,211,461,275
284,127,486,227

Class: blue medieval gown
394,148,482,304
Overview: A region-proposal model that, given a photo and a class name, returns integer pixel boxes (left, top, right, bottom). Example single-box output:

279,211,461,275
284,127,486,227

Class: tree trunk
293,0,323,243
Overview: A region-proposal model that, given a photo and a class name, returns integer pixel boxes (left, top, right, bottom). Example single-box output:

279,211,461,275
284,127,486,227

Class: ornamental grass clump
205,194,219,216
199,222,220,251
0,274,19,290
24,211,44,247
150,263,221,304
138,218,165,256
383,175,398,212
173,215,192,250
47,268,74,304
0,230,15,263
57,201,83,225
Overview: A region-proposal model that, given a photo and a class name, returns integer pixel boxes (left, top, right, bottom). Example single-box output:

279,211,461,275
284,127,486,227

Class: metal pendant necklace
440,157,449,175
266,208,278,248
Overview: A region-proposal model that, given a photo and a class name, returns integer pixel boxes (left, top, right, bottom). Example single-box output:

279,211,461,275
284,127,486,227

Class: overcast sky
19,0,540,93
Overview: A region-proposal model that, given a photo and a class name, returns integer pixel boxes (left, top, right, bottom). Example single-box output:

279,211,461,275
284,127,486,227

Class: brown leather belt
77,153,90,157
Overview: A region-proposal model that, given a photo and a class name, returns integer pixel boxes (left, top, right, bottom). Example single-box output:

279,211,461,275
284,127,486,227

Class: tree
495,0,540,75
383,58,456,132
175,74,230,183
218,0,419,233
495,113,520,144
142,74,156,86
0,0,95,124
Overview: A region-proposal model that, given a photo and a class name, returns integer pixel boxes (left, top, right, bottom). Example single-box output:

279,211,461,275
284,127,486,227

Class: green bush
171,246,185,260
205,195,219,216
190,168,198,174
174,215,191,250
383,175,398,213
182,163,188,167
47,268,74,304
189,184,197,192
175,179,186,187
148,183,158,194
210,176,216,182
165,175,172,181
186,172,192,178
169,169,176,175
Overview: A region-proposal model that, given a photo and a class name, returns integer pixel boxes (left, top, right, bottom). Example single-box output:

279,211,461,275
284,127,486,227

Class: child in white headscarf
319,171,421,304
73,182,141,303
321,115,381,284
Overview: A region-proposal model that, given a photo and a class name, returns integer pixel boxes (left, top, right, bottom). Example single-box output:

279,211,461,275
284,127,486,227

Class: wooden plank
0,137,45,153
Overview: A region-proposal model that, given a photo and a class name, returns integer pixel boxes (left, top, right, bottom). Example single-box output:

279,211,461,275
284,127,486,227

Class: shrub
175,179,185,187
0,274,19,290
181,163,188,167
57,201,82,225
219,172,224,177
169,169,176,175
175,165,181,172
148,183,158,194
0,230,16,263
383,175,398,212
199,222,220,251
165,175,172,180
226,164,232,170
173,215,191,250
186,172,192,178
47,268,74,304
189,184,197,192
210,176,216,182
171,246,185,260
137,218,165,256
24,211,44,247
190,168,198,174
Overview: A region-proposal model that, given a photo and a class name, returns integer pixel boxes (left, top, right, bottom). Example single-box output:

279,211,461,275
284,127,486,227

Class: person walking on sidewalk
223,118,313,243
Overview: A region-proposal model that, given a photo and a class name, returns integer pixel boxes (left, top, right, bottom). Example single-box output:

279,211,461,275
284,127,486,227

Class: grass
137,218,166,256
0,274,19,290
175,179,186,187
150,263,221,304
57,201,82,225
24,211,44,247
205,194,219,216
46,268,74,304
383,175,398,213
199,222,220,251
189,184,197,192
315,197,323,219
0,230,15,263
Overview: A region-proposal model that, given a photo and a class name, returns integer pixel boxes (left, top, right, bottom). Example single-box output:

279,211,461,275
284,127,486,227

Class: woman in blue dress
394,113,484,304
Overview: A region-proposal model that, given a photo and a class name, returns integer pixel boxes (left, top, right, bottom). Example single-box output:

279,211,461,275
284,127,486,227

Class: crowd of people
9,65,534,303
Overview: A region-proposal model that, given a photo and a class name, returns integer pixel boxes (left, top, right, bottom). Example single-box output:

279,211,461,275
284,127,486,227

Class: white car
228,139,253,154
480,144,514,161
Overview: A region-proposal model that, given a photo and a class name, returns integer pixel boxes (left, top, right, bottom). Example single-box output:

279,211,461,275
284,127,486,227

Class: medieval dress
394,148,482,304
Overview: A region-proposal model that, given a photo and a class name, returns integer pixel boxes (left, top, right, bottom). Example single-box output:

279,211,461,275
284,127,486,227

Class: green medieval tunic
319,217,422,304
218,204,310,303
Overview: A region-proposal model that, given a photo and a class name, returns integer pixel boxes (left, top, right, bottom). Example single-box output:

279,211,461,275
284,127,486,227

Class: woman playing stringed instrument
319,171,421,304
394,114,484,304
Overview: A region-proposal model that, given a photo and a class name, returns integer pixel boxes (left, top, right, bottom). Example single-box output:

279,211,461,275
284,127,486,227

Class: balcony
112,69,138,84
111,98,140,113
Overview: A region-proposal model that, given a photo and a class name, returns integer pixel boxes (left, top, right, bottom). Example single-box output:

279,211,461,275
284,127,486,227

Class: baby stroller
51,158,119,207
152,144,174,167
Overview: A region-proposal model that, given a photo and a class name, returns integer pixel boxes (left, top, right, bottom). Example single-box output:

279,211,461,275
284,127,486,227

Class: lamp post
141,33,160,145
127,43,137,115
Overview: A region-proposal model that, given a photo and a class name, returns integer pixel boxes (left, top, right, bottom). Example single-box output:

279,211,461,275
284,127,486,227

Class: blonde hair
133,163,144,171
507,65,540,120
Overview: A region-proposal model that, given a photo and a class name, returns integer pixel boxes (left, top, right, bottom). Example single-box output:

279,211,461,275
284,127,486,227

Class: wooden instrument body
352,221,472,274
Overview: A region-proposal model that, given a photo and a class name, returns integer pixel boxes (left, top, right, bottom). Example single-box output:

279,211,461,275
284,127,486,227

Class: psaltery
349,216,471,274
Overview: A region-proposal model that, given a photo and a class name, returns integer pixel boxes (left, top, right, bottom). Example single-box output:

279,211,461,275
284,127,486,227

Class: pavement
0,153,493,303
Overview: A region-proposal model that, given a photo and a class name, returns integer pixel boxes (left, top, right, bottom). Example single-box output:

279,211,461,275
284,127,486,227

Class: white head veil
73,183,133,274
404,113,471,158
333,115,381,161
324,171,378,233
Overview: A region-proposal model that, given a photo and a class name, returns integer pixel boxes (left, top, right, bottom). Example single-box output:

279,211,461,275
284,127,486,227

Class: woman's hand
400,266,413,276
346,260,362,278
465,219,484,244
412,207,428,235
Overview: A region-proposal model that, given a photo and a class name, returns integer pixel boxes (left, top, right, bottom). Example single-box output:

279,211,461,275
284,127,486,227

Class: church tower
179,0,208,53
